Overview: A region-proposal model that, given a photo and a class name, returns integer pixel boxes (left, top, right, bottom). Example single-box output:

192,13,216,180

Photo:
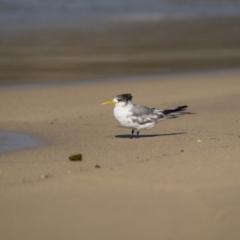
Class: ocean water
1,0,240,18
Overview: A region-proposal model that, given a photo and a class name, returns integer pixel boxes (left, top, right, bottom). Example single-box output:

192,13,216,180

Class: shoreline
1,67,240,90
1,15,240,85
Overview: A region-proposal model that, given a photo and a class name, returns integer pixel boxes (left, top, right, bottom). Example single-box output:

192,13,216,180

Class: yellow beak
101,100,116,105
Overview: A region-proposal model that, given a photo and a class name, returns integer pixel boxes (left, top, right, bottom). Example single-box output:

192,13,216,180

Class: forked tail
161,105,188,118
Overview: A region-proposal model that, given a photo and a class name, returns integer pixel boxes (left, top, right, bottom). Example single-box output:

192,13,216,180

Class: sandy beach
0,70,240,239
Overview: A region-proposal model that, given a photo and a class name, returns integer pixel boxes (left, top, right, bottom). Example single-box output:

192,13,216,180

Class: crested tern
102,94,188,138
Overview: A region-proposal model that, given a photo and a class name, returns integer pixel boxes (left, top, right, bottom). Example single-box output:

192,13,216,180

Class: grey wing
131,105,154,116
129,105,165,124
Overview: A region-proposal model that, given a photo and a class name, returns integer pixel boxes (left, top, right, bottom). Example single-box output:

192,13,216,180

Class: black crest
116,94,132,102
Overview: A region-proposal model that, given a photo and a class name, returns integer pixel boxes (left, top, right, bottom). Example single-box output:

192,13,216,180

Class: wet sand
0,70,240,239
1,15,240,85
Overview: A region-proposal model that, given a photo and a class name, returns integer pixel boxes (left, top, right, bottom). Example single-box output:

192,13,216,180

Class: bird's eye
118,99,122,102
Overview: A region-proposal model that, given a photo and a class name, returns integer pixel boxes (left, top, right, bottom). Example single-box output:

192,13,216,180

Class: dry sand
0,70,240,239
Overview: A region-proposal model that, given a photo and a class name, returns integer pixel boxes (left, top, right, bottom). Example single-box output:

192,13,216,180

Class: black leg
136,130,139,138
130,129,134,139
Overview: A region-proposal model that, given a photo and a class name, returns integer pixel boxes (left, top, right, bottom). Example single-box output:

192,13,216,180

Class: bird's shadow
115,132,186,139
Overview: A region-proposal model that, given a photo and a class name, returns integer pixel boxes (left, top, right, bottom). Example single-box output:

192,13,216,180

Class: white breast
113,104,134,128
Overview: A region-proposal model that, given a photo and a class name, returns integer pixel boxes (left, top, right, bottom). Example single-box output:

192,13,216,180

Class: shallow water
0,131,43,154
1,0,240,18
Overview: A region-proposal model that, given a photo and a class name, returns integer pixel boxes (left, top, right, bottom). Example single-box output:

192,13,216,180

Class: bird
102,93,188,138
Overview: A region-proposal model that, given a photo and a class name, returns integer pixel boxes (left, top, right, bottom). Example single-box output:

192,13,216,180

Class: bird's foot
135,131,139,138
130,129,135,139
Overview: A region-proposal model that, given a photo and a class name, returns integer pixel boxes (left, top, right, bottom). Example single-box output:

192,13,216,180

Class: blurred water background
1,0,240,85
